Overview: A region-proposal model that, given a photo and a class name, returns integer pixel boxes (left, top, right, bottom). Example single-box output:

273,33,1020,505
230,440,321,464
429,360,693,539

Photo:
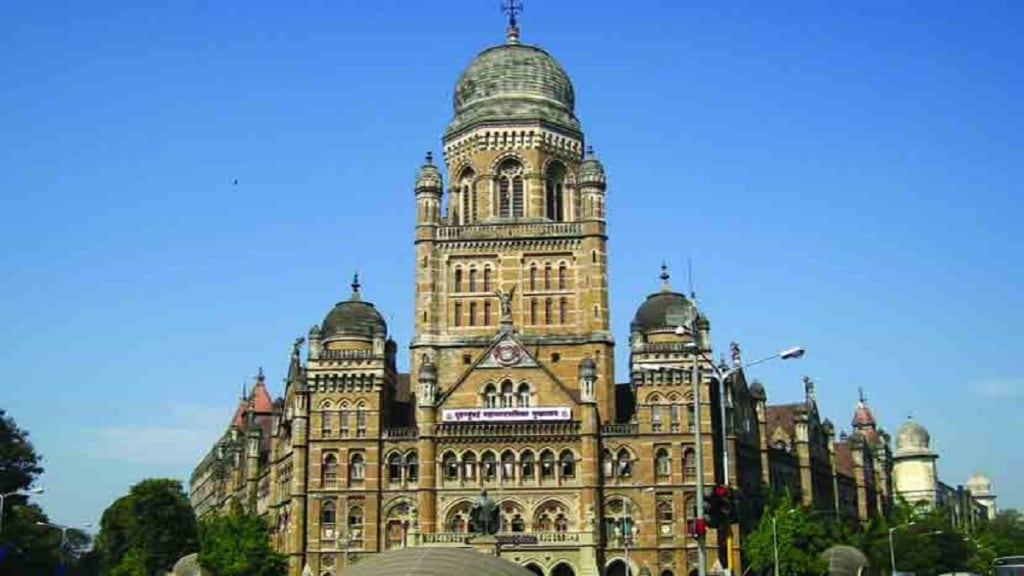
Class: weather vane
502,0,523,28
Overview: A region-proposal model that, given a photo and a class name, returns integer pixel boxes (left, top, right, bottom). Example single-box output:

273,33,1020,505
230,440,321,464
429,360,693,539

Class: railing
318,349,376,360
383,427,419,439
600,423,638,436
437,421,580,439
437,222,582,241
421,532,581,545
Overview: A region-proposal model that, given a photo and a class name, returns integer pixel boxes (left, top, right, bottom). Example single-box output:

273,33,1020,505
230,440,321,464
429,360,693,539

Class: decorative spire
256,367,265,383
803,375,816,402
659,262,671,291
351,271,361,300
424,151,433,165
502,0,523,43
586,144,595,158
730,341,742,367
858,386,866,404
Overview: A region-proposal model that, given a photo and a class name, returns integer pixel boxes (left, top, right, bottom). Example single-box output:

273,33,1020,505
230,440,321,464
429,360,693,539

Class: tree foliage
198,503,286,576
744,493,836,576
93,478,198,575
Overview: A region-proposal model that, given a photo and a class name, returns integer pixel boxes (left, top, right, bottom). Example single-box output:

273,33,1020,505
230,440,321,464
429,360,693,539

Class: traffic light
687,517,707,538
704,484,732,528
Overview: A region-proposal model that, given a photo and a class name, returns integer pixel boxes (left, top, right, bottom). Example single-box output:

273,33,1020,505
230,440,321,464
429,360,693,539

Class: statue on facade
291,336,305,359
468,489,500,535
495,285,516,321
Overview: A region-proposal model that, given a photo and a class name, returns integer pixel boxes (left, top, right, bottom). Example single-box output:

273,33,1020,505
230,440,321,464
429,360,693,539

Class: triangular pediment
475,333,539,369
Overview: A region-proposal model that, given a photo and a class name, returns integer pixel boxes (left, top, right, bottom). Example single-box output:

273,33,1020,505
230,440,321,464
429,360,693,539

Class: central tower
411,19,615,420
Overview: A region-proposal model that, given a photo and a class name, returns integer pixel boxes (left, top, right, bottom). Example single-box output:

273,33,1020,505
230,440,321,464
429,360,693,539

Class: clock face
492,342,524,366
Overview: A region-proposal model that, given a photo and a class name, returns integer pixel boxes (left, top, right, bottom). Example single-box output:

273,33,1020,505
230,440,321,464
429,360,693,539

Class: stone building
187,13,938,576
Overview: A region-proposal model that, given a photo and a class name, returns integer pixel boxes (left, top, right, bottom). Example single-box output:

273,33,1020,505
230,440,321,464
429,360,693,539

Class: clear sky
1,0,1021,528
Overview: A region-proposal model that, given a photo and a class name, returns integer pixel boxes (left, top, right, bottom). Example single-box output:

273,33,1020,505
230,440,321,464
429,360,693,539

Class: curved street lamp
0,486,44,534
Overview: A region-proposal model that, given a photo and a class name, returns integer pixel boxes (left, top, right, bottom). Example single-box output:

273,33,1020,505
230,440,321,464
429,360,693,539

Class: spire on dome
502,0,523,43
351,272,361,300
659,262,671,291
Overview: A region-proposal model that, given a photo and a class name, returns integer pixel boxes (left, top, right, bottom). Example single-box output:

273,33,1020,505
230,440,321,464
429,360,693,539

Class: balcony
600,423,638,437
436,421,580,440
437,222,582,241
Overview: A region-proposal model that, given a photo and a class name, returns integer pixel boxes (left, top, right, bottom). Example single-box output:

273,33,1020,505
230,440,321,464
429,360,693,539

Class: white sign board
442,407,571,423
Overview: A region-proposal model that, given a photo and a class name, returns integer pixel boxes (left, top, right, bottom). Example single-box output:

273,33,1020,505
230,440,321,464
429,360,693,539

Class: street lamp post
35,520,91,567
0,486,44,534
889,524,942,575
614,519,639,576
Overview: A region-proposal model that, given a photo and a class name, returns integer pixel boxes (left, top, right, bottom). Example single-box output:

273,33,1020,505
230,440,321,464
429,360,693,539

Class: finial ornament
424,151,433,164
502,0,523,43
586,144,595,158
730,341,741,367
257,367,265,382
858,386,866,404
292,336,305,359
803,375,816,401
659,262,671,291
351,271,361,299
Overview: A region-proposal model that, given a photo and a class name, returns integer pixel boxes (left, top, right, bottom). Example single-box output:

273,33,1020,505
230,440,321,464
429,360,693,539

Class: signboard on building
441,407,571,423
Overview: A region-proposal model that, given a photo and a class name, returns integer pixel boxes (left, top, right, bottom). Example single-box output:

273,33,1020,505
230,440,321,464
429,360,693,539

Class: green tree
744,493,835,576
198,503,286,576
93,478,198,575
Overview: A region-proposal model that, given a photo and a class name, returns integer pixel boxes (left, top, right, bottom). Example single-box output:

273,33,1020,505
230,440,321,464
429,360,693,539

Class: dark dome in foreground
344,547,536,576
320,276,387,339
632,291,695,332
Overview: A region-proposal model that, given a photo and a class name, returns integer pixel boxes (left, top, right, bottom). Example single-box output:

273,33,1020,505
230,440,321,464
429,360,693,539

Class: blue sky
1,1,1021,528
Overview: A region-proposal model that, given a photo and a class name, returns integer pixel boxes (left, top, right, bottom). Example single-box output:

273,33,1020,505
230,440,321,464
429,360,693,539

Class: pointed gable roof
231,398,248,428
251,368,274,413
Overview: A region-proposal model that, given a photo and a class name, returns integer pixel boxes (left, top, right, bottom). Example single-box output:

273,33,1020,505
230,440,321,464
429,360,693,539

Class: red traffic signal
686,518,707,537
713,484,729,497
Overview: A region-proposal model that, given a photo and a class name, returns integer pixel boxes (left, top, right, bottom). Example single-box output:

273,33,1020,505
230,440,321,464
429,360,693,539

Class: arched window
484,300,492,325
517,383,531,407
521,450,536,481
463,452,477,480
349,453,365,483
559,450,575,479
469,302,477,326
483,267,491,291
511,515,526,532
545,162,566,221
602,449,614,478
555,513,569,533
454,301,462,327
355,405,366,436
501,380,514,408
670,403,681,432
321,410,332,437
558,263,567,289
536,513,553,532
559,298,567,324
687,403,696,432
682,448,697,483
545,298,552,324
321,500,336,529
460,169,477,224
540,450,555,480
501,450,516,482
339,406,349,436
482,451,497,481
483,383,498,408
617,449,632,477
388,453,403,483
497,159,524,218
529,264,537,291
657,501,673,536
655,448,671,478
348,506,364,544
530,299,537,324
454,268,463,292
469,268,478,292
322,453,338,486
406,452,419,482
651,403,662,431
443,452,459,480
544,264,552,290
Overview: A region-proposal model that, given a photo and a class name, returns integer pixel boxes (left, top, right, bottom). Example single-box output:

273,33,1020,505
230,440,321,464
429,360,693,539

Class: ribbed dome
446,41,579,137
852,402,876,427
345,547,537,576
579,145,606,187
895,417,931,455
321,275,386,339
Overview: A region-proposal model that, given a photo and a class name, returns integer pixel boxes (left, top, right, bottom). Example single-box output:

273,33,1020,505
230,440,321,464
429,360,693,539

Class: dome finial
586,144,595,158
424,151,433,165
659,262,671,291
502,0,523,43
351,271,361,300
858,386,866,404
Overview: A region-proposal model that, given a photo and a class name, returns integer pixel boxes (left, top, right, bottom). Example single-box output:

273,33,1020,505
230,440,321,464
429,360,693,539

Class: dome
415,151,442,191
895,417,931,455
579,145,606,187
967,471,992,495
632,291,696,332
344,547,537,576
418,360,437,381
579,356,596,378
446,37,580,138
321,275,387,339
820,545,869,576
749,380,766,400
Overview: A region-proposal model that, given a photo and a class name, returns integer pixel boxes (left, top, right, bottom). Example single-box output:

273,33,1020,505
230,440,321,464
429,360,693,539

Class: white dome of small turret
895,417,932,456
967,471,993,496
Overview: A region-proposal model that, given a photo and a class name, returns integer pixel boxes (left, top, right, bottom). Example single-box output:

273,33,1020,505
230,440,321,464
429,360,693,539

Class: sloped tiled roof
835,441,855,477
767,403,801,438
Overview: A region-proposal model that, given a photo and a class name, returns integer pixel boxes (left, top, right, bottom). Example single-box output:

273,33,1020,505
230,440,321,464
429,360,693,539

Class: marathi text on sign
441,407,571,423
